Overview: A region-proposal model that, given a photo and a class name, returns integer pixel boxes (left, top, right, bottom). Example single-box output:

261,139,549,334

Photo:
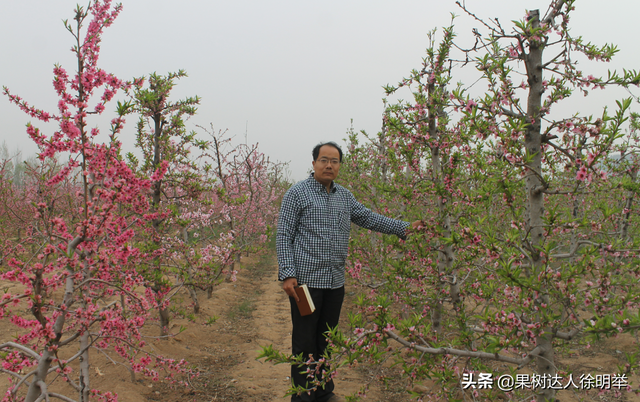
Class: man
277,142,421,402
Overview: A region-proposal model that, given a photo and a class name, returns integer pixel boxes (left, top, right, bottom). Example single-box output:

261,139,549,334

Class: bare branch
48,393,77,402
541,0,568,25
555,325,583,340
384,329,541,368
0,342,41,360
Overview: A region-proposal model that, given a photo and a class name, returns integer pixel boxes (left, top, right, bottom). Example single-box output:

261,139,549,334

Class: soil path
222,255,389,401
223,256,297,400
136,253,399,402
201,254,395,401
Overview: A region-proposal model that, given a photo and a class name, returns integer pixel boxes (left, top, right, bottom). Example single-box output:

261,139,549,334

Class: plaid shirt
277,173,409,289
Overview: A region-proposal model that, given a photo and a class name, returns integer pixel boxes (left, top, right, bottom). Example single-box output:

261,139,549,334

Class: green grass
228,299,255,319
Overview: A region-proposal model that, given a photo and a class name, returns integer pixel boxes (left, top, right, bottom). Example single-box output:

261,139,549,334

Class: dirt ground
82,253,404,402
2,253,640,401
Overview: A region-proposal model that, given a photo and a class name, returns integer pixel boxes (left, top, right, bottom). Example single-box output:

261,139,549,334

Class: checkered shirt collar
307,172,337,193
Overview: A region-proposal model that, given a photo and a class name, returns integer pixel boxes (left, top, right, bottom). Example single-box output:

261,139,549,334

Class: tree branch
0,342,41,359
554,325,583,340
384,329,541,368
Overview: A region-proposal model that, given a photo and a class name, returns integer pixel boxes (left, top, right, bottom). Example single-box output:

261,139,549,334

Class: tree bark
427,81,459,334
183,226,200,314
619,169,637,241
524,9,556,402
151,111,170,336
79,331,90,401
24,259,78,402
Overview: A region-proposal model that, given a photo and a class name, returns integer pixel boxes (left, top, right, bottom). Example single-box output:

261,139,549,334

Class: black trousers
289,286,345,402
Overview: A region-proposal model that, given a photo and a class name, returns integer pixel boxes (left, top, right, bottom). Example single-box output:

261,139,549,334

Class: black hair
312,141,343,162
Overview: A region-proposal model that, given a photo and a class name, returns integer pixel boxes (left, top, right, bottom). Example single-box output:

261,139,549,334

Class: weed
204,315,218,326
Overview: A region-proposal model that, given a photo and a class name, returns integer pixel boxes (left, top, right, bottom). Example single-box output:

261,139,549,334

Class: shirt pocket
338,209,351,232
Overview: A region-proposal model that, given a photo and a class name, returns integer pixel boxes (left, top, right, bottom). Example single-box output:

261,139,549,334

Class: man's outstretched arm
349,191,422,238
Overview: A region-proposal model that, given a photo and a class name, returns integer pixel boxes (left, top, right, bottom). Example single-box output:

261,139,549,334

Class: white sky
1,0,639,181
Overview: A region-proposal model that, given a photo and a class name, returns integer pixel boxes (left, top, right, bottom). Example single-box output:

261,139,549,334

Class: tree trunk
79,331,91,401
427,81,459,334
159,305,171,336
24,352,53,402
524,9,556,401
226,253,241,282
24,263,77,402
182,226,200,314
120,293,127,315
570,141,586,264
619,169,637,241
151,112,171,337
189,287,200,314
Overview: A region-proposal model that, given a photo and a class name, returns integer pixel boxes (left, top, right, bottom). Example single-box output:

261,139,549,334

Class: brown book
294,284,316,316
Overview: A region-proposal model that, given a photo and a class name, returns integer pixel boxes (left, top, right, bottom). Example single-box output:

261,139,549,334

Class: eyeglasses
316,158,341,166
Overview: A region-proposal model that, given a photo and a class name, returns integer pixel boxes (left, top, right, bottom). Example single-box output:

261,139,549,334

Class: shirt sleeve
276,187,300,280
348,191,410,240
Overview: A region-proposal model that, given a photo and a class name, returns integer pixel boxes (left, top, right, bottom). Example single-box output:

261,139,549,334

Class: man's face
312,145,341,185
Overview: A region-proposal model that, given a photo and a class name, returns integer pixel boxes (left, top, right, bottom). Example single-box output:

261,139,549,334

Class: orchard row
0,1,287,401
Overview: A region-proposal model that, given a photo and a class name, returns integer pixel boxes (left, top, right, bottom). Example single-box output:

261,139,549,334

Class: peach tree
262,1,640,401
1,2,191,401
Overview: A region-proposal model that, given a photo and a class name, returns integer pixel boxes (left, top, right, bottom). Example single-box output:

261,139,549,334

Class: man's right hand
283,277,299,302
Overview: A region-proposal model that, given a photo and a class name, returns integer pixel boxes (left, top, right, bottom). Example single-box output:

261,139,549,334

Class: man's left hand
404,219,424,237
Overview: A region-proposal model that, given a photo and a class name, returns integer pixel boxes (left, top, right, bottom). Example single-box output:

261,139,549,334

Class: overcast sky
1,0,638,181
